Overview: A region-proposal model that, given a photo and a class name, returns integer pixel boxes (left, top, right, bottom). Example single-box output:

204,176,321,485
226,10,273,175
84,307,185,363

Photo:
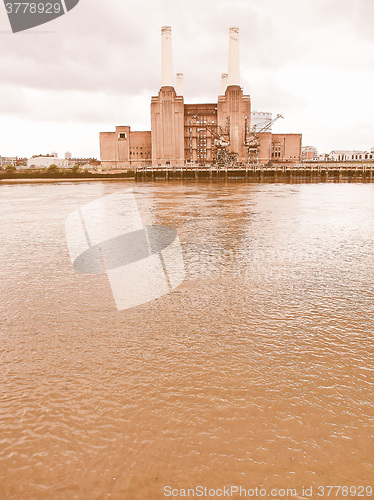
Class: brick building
100,26,302,170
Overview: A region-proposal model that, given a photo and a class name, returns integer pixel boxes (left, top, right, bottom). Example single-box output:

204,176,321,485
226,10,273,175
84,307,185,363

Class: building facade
100,27,302,170
0,156,18,167
329,150,374,161
302,146,318,161
99,126,152,170
27,155,70,169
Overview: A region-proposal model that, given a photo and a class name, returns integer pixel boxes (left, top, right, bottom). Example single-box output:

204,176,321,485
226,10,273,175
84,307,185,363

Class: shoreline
2,177,374,185
0,177,135,184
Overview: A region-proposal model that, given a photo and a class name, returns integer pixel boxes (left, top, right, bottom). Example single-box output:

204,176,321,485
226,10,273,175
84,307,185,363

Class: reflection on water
1,181,373,499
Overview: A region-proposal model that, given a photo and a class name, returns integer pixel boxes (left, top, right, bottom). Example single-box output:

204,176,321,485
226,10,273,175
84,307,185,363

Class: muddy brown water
1,181,373,499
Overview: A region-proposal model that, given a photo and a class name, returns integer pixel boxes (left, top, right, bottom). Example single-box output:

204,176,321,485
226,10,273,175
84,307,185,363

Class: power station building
100,27,302,170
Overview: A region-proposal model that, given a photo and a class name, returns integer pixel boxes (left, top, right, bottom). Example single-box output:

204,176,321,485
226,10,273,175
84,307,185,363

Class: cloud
0,0,373,157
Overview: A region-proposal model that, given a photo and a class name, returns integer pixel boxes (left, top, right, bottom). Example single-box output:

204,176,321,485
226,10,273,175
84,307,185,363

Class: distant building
302,146,318,161
65,152,72,160
79,160,102,171
100,27,302,169
69,157,99,166
0,156,17,167
27,156,69,169
329,150,374,161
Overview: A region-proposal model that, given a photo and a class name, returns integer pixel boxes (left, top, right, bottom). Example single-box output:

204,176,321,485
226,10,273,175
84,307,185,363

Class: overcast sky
0,0,373,159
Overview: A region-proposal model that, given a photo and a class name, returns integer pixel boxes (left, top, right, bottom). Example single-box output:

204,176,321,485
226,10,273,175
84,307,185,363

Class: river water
1,181,373,499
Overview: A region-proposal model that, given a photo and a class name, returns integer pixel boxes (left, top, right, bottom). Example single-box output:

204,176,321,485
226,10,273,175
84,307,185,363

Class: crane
245,113,284,165
206,117,238,168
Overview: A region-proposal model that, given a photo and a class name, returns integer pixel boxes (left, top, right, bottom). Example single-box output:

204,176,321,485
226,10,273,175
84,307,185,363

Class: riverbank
0,177,135,184
0,169,135,183
135,164,374,182
2,163,374,184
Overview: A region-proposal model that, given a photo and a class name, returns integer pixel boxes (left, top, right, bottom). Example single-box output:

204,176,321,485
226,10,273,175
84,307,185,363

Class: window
118,133,127,140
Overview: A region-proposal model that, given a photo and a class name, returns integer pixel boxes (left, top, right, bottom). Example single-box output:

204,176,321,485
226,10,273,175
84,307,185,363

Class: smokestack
176,73,184,96
221,73,228,94
228,26,240,86
161,26,173,87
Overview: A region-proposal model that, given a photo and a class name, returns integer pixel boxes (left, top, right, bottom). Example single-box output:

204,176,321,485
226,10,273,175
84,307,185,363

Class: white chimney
228,26,240,86
176,73,184,96
221,73,228,94
161,26,173,87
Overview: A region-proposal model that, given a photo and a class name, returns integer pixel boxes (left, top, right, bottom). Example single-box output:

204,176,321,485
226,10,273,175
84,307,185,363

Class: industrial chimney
176,73,184,96
221,73,228,94
228,26,240,86
161,26,173,87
